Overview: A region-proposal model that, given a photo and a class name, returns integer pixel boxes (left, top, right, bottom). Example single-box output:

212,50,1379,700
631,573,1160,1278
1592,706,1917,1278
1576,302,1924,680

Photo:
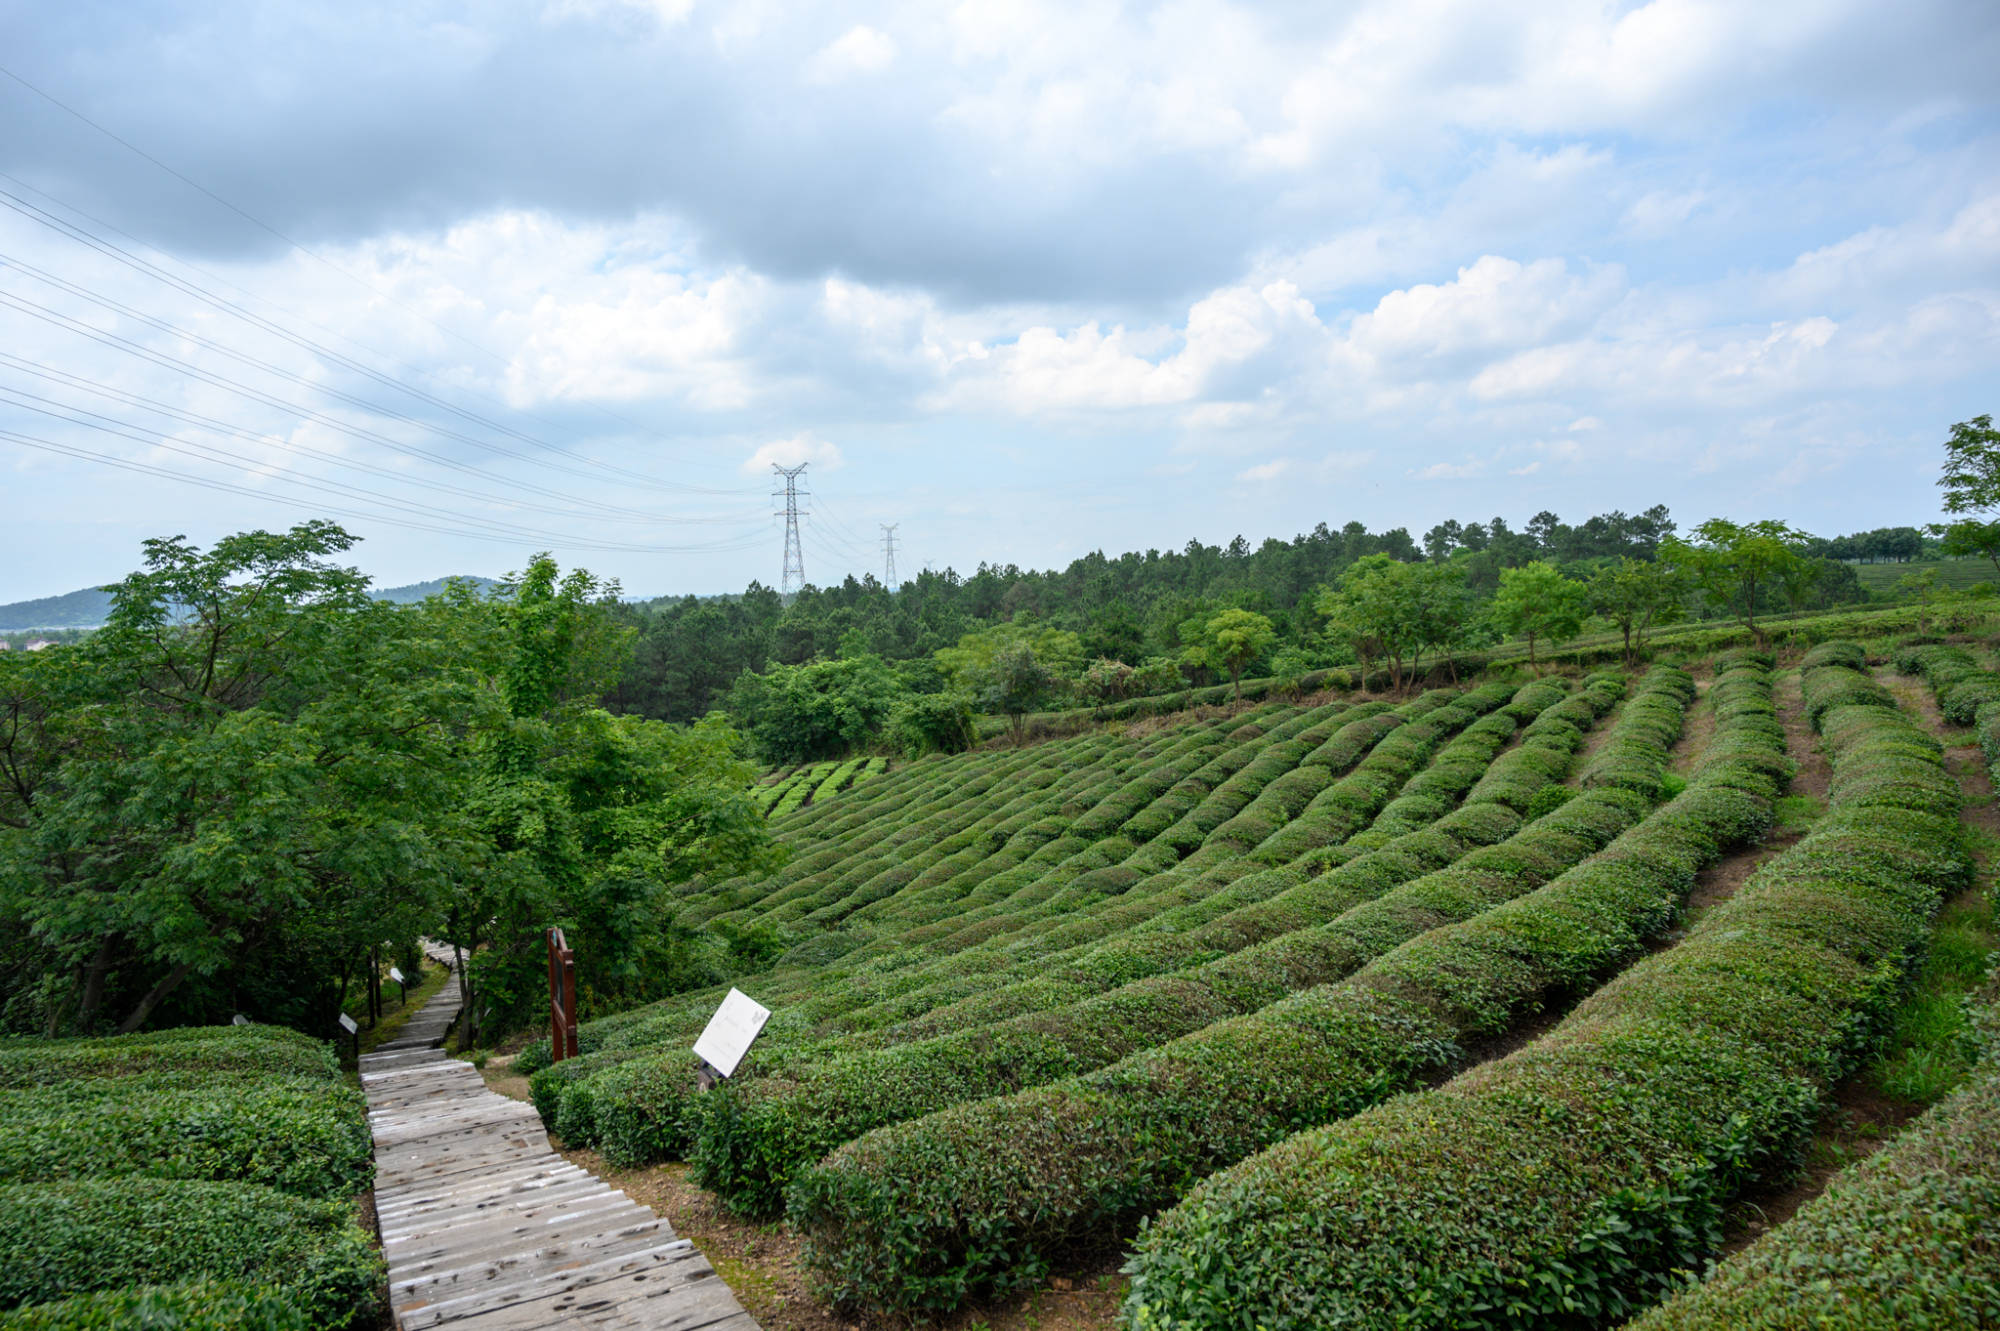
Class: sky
0,0,1996,602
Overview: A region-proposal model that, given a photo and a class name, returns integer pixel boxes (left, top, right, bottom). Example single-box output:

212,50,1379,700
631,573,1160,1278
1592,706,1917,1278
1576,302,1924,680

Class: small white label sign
338,1012,358,1035
388,966,406,984
232,1014,250,1026
692,988,771,1079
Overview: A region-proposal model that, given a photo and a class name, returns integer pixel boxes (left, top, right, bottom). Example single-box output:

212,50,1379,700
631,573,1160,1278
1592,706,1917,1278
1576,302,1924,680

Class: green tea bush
1120,647,1967,1331
789,669,1739,1316
0,1282,309,1331
0,1178,380,1329
0,1076,371,1200
0,1026,336,1090
1625,972,2000,1331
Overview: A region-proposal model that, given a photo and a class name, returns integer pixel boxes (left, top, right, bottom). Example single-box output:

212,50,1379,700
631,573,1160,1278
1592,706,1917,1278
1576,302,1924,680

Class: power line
0,287,762,526
0,402,768,554
0,192,758,498
773,464,808,597
0,63,742,477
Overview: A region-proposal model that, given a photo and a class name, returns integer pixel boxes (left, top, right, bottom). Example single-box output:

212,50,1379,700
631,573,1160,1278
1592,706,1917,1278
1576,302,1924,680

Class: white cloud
936,280,1327,415
1237,459,1291,482
1413,459,1485,480
742,433,843,475
1342,256,1627,369
807,25,898,82
1624,188,1709,236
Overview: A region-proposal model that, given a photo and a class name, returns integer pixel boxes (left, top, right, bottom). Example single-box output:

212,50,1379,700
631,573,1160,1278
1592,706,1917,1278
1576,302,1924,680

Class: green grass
1773,793,1825,832
1870,895,1997,1104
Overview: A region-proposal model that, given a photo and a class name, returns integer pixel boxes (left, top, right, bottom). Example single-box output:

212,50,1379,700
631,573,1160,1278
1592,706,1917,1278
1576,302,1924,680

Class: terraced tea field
519,645,2000,1330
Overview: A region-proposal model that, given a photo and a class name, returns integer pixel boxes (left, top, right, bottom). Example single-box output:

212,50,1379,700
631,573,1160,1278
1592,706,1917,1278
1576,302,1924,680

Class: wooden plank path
361,972,760,1331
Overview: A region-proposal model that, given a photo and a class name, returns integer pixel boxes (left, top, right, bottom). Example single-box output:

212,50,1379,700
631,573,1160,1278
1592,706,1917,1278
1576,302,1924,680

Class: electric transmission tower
881,524,900,591
772,464,808,597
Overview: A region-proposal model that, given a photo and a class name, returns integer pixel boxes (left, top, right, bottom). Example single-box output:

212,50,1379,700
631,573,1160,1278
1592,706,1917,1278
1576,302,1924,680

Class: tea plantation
511,636,2000,1327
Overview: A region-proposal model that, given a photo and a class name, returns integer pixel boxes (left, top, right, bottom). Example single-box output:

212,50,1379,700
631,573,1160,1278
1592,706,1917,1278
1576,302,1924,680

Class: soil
1667,674,1716,778
478,1062,1124,1331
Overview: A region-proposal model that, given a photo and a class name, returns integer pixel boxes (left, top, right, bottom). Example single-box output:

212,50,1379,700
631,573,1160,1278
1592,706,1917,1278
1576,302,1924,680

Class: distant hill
0,575,500,631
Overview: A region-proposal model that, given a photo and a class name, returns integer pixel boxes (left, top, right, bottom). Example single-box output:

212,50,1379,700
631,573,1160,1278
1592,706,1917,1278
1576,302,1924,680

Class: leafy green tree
725,655,902,765
1316,555,1469,692
935,622,1082,743
1936,415,2000,577
1661,518,1813,643
1489,561,1587,669
887,692,977,755
0,523,490,1036
1587,557,1689,663
1182,608,1276,704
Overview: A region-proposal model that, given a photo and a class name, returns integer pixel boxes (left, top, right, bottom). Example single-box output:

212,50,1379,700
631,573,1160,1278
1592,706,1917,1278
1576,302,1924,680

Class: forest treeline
605,504,1911,759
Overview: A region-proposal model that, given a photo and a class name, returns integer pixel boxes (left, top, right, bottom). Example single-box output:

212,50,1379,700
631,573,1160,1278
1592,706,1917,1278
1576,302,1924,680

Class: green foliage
0,1281,311,1331
1487,560,1587,666
1588,556,1689,661
1121,647,1963,1331
0,1179,379,1329
787,668,1721,1317
1179,609,1276,702
887,691,976,756
1663,518,1817,639
1629,972,2000,1331
1316,555,1474,691
725,654,902,765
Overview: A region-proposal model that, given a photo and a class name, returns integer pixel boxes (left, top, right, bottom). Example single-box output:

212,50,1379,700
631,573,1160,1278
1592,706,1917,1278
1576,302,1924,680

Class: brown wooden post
546,927,578,1062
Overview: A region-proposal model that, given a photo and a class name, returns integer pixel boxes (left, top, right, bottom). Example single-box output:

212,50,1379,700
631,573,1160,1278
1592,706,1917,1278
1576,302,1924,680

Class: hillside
0,575,498,630
504,631,1998,1329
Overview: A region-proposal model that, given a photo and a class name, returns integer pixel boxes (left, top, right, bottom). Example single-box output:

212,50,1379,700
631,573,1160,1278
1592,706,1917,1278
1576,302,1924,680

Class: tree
1588,558,1689,663
935,622,1082,744
1662,518,1813,643
1937,415,2000,578
1317,555,1470,692
1489,562,1587,670
0,523,492,1036
1183,608,1276,704
725,654,902,764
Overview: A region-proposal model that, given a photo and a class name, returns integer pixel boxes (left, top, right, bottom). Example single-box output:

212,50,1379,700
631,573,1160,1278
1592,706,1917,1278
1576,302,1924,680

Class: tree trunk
454,941,475,1050
64,936,116,1036
116,962,193,1034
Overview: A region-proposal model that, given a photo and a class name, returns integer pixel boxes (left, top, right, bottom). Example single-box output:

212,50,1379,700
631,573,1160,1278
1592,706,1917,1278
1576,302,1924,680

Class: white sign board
692,988,771,1079
388,966,406,984
232,1014,250,1026
338,1012,358,1035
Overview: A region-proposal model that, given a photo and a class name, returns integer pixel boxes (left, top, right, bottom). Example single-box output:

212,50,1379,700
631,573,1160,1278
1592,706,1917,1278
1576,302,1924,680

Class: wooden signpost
546,926,579,1063
338,1010,359,1059
389,964,407,1007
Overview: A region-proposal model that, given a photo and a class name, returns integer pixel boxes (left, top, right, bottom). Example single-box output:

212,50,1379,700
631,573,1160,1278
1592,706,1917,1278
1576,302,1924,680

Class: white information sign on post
388,966,406,984
338,1012,359,1035
692,988,771,1079
232,1014,250,1026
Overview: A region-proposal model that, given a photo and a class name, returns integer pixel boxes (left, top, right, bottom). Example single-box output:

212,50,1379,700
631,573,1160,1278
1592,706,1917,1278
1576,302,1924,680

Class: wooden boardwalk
361,970,760,1331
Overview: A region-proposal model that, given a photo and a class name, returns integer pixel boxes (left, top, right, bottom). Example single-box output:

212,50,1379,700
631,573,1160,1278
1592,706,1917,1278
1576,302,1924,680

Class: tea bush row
1120,649,1966,1331
1626,970,2000,1331
788,665,1734,1316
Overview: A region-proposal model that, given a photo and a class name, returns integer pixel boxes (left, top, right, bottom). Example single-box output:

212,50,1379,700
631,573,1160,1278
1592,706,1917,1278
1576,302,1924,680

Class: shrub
0,1178,380,1329
0,1076,371,1201
788,667,1744,1318
1120,647,1968,1331
1625,974,2000,1331
0,1026,336,1089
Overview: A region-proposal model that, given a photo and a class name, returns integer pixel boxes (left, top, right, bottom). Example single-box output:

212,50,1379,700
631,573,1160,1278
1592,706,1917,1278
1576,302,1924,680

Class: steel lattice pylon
773,463,808,597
